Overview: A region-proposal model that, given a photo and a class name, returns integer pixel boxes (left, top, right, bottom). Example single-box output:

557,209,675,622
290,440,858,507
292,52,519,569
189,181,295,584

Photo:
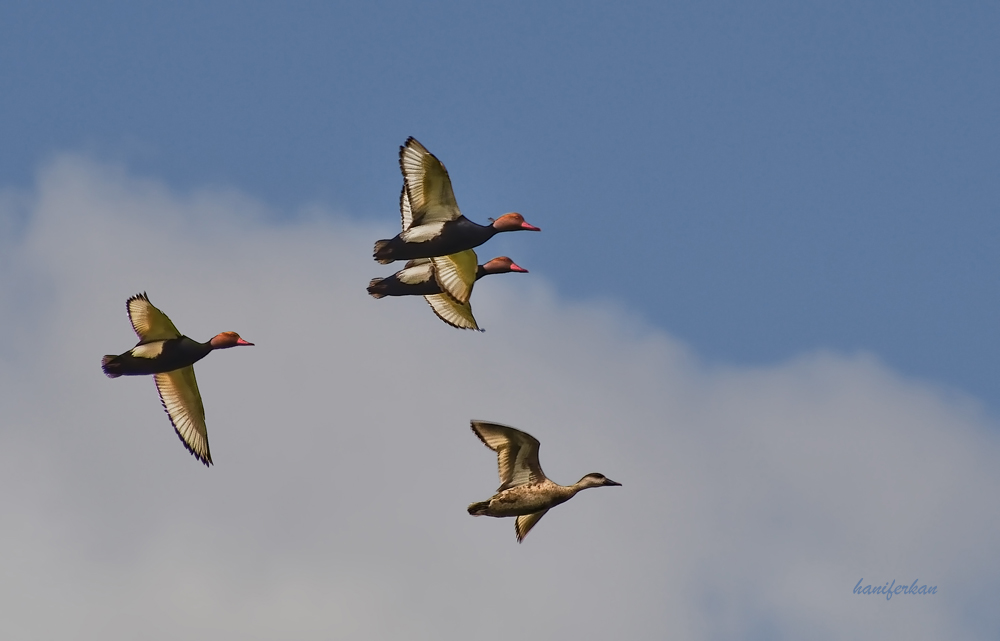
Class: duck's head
490,213,541,232
577,473,622,489
209,331,255,349
481,256,529,274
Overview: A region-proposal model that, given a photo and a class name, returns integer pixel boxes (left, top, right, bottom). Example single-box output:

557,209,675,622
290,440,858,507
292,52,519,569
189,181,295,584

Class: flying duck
368,249,528,302
372,137,540,264
101,293,253,466
369,252,524,330
467,420,621,542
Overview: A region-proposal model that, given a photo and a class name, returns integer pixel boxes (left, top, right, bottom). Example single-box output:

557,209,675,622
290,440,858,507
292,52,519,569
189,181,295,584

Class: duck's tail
373,239,393,265
467,500,490,516
101,355,123,378
367,278,387,299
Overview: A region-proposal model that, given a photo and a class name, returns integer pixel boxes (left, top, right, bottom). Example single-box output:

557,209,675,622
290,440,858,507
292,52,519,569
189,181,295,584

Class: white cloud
0,155,997,640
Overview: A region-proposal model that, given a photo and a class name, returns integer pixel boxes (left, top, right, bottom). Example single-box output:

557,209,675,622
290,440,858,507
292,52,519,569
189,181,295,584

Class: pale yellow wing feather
127,293,181,342
515,510,549,543
399,185,414,231
153,367,212,466
470,421,546,489
399,138,462,227
424,293,480,331
431,249,478,303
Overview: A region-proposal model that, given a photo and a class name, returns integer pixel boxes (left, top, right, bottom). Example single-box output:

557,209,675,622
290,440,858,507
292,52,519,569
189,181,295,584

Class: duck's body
101,293,253,466
373,138,539,264
468,479,576,517
374,216,522,264
366,259,441,298
467,420,621,542
102,335,213,377
369,254,526,331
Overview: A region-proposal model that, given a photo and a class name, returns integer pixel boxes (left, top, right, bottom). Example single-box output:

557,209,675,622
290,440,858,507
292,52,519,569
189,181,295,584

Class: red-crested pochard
373,138,540,264
101,293,253,466
369,240,527,331
367,254,527,300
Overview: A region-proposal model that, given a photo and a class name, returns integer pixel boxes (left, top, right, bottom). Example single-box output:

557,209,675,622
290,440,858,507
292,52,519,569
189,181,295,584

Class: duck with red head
101,293,254,466
208,331,255,350
368,248,528,331
367,254,528,299
372,138,540,264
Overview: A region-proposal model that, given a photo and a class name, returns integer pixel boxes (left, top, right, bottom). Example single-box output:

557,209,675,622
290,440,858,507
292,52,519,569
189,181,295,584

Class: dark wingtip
158,392,213,467
171,424,213,467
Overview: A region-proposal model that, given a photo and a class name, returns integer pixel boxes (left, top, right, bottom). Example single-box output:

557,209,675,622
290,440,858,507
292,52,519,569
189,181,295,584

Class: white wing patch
400,221,447,244
424,293,479,331
127,293,182,342
153,366,212,466
431,249,478,303
397,261,435,285
130,341,166,359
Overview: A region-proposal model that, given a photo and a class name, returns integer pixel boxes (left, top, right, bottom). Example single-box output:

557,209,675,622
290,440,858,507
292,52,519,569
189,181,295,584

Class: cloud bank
0,156,997,640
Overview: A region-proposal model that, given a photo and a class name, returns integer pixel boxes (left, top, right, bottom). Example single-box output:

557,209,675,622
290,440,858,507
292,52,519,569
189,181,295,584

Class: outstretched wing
424,293,480,331
431,249,478,303
399,185,414,231
399,137,462,227
127,293,181,342
515,510,549,543
470,420,546,490
153,367,212,466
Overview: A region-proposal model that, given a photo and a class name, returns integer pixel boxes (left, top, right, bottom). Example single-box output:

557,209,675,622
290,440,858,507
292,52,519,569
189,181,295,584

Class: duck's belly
487,487,560,517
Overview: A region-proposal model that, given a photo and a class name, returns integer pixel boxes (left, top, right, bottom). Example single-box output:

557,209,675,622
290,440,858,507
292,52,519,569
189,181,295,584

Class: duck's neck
552,482,587,502
459,217,499,242
175,336,214,363
568,479,602,495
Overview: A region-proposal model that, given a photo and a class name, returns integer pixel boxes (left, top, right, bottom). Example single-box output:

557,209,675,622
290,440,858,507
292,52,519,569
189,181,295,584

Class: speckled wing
399,137,462,227
431,249,478,303
424,293,480,331
153,366,212,466
470,421,546,491
127,293,181,342
515,510,548,543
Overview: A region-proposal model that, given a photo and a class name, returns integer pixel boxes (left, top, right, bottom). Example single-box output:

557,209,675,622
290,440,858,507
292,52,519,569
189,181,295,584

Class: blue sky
1,4,1000,639
3,1,998,407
